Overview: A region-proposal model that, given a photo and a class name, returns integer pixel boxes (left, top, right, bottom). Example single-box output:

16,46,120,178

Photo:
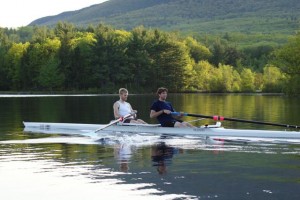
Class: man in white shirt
113,88,147,124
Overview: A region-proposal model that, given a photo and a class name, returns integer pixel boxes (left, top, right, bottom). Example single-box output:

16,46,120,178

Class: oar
171,112,300,129
186,118,205,123
95,113,133,133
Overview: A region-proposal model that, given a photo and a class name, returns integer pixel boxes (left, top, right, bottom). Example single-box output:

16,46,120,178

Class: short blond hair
119,88,128,95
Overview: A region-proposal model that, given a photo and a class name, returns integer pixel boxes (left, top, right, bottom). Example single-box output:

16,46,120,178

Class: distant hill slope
29,0,300,34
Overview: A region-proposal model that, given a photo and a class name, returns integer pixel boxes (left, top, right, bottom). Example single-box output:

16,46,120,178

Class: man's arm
128,103,137,113
128,103,137,117
150,109,170,118
113,102,121,119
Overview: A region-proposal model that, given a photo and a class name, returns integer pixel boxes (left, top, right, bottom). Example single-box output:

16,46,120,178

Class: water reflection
114,142,133,172
1,134,300,200
97,135,148,173
0,147,186,200
1,94,300,199
152,142,183,175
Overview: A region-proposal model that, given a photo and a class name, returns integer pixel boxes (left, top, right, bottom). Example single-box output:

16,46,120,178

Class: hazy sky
0,0,108,28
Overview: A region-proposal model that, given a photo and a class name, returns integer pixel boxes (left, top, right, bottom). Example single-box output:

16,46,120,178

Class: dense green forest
25,0,300,87
29,0,300,49
0,22,299,94
30,0,299,35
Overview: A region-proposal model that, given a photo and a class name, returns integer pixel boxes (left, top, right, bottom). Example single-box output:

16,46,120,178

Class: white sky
0,0,108,28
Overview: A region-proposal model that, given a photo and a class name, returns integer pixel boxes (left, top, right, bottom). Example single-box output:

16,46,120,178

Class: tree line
0,22,299,94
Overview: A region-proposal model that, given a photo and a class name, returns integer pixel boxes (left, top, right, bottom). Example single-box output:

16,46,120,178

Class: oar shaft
95,113,134,133
171,112,299,129
186,118,205,123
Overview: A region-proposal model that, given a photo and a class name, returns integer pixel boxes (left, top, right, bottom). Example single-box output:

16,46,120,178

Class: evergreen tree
274,32,300,95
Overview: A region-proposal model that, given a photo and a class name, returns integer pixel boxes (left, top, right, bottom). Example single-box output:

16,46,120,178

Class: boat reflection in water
112,139,182,173
151,142,183,175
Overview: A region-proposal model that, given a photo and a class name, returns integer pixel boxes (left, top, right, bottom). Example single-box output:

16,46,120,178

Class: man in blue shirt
150,87,194,128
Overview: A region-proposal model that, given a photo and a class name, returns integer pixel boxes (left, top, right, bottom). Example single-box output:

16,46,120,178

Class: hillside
29,0,300,35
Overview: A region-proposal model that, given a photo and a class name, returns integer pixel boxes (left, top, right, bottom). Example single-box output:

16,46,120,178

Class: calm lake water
0,94,300,200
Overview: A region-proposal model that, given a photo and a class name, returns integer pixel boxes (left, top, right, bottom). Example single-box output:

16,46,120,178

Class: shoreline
0,91,286,96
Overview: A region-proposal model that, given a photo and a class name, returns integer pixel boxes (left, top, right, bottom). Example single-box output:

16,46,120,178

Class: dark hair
156,87,168,95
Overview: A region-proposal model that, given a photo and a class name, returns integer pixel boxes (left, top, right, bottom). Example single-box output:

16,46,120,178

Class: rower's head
157,87,168,101
119,88,128,101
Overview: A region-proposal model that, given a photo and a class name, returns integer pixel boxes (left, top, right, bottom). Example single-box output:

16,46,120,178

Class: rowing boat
23,121,300,140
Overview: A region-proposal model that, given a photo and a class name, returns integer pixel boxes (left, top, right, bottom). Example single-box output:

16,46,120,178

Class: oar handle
171,112,188,116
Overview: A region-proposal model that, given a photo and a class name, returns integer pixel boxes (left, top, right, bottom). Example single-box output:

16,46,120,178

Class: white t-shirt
117,101,133,118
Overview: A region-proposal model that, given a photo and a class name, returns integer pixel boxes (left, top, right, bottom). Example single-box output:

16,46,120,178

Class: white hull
23,121,300,140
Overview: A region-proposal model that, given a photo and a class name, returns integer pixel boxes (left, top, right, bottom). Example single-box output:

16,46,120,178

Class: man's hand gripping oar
94,112,135,133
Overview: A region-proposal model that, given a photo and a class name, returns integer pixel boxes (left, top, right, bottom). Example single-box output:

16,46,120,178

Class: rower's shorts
123,117,137,123
162,120,183,127
123,119,132,123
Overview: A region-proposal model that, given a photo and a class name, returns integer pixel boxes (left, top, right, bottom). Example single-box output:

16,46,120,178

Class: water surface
0,94,300,200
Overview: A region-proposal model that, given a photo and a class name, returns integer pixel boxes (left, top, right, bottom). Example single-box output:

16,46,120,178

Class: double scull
23,121,300,141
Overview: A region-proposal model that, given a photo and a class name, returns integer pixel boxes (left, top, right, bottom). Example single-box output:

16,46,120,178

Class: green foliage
254,73,264,91
92,24,131,89
184,37,212,63
5,42,30,89
219,64,241,92
25,0,299,71
191,60,213,91
262,65,285,92
284,75,300,95
38,57,64,91
69,32,97,89
30,0,300,37
0,23,296,94
274,32,300,95
210,38,226,66
190,61,242,92
240,68,255,92
0,29,10,90
126,26,155,90
207,64,242,92
274,32,300,75
2,0,299,74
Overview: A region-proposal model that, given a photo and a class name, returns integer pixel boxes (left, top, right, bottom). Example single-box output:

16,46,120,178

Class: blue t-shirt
150,100,176,126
